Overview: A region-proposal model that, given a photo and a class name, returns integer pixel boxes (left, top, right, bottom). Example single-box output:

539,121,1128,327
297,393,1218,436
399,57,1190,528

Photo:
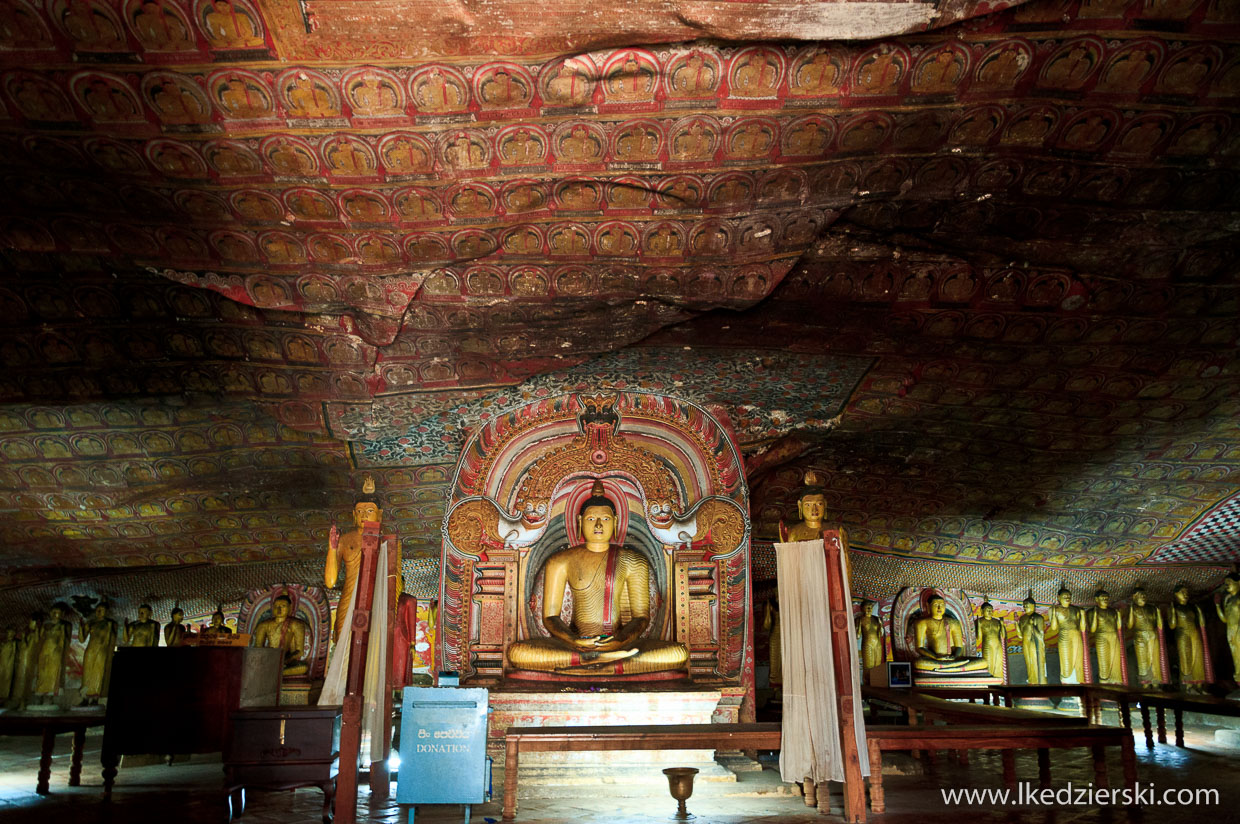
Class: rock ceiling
1,0,1238,600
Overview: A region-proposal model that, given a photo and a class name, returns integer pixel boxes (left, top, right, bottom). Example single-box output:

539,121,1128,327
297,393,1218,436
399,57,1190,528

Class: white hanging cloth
776,538,870,784
319,540,391,765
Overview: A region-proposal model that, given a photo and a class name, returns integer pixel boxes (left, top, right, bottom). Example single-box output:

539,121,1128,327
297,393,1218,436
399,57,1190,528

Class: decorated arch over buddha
438,392,752,689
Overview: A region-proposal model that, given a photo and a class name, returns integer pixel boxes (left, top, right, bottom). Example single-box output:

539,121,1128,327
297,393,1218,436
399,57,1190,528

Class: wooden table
988,684,1138,728
865,724,1137,813
1133,692,1240,748
500,723,782,821
864,686,1090,726
0,710,106,794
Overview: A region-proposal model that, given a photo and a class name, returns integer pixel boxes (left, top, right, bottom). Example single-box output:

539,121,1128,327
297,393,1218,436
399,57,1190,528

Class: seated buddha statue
911,595,990,673
251,594,309,676
506,481,689,676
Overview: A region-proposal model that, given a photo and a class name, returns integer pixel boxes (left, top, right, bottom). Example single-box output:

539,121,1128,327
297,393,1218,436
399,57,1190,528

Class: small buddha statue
1017,596,1047,684
0,627,17,705
1088,589,1124,685
32,604,73,705
1048,587,1086,683
858,599,885,672
505,481,689,676
201,609,233,639
1127,588,1165,686
124,604,160,647
79,601,118,705
251,594,309,676
163,607,189,647
911,595,990,673
976,601,1006,679
1168,584,1207,694
1215,575,1240,683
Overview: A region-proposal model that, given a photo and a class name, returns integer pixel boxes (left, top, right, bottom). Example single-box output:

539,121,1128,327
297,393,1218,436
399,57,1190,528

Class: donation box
396,687,489,823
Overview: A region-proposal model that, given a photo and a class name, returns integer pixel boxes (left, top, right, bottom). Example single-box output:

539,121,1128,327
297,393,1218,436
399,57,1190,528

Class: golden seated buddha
912,595,990,673
506,481,688,676
251,594,309,676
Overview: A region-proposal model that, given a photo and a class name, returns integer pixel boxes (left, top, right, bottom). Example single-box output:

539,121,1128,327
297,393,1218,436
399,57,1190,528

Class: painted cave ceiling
0,0,1238,600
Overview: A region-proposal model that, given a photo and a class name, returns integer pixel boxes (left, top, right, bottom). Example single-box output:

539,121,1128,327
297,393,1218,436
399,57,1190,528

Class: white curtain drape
776,538,870,783
319,541,391,765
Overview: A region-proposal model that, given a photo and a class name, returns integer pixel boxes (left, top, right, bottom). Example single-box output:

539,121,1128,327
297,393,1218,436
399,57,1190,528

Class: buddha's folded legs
508,638,687,675
554,640,688,675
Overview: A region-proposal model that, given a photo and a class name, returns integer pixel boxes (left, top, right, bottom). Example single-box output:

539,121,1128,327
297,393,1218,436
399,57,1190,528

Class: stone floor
0,723,1236,824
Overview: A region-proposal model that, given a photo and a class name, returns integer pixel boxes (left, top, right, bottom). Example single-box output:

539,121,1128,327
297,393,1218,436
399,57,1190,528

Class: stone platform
487,687,744,792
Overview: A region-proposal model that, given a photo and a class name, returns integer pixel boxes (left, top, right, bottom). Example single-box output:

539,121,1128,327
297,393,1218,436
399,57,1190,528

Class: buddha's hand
571,634,610,649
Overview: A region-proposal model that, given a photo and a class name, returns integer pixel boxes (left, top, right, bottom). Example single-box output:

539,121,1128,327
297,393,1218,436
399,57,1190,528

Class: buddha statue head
209,610,227,629
578,480,617,547
1094,589,1110,609
1057,587,1072,607
1022,595,1037,614
169,607,184,625
1132,587,1148,606
980,601,995,619
137,604,153,622
1223,575,1240,596
1173,583,1191,605
927,595,949,620
271,594,293,620
353,475,382,527
796,471,827,528
92,601,109,621
859,598,875,617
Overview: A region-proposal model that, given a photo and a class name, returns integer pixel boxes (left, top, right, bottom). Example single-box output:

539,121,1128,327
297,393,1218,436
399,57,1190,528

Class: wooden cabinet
225,705,341,824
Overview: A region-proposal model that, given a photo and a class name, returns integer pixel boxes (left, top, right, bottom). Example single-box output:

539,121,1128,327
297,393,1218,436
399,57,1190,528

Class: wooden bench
500,723,782,820
1134,692,1240,748
865,724,1138,813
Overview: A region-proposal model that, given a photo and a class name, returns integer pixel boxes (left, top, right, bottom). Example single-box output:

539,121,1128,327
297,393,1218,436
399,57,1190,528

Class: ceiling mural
0,0,1237,603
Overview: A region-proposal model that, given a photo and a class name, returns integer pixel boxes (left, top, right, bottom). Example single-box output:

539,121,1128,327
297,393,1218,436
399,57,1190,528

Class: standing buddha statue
0,627,16,705
976,602,1006,679
79,601,118,705
1168,584,1208,693
505,480,688,675
1215,575,1240,684
1017,596,1047,684
1127,588,1165,686
8,615,39,708
1088,589,1125,685
1048,587,1087,683
325,477,401,645
858,599,885,673
32,604,73,706
124,605,160,647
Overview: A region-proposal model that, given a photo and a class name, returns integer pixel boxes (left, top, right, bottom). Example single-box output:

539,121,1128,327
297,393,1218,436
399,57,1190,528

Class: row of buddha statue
852,577,1240,693
0,603,234,709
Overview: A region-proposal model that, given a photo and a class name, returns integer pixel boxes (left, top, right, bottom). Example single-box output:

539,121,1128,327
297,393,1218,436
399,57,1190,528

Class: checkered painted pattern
1149,493,1240,564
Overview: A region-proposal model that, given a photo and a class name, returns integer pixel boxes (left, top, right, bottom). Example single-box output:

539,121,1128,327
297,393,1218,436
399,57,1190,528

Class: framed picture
887,661,912,688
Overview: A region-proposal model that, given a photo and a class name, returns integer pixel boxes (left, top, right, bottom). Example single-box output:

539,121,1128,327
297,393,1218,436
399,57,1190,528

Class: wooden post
335,521,381,824
823,530,866,823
